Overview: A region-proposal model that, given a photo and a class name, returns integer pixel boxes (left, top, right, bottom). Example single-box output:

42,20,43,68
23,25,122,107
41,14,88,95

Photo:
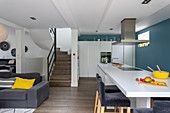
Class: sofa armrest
133,108,153,113
27,81,49,108
153,100,170,113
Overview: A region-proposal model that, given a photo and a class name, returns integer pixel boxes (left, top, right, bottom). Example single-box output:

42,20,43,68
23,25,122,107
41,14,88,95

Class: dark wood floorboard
34,78,96,113
34,78,133,113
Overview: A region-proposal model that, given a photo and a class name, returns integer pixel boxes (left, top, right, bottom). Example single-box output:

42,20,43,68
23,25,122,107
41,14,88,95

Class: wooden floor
34,78,96,113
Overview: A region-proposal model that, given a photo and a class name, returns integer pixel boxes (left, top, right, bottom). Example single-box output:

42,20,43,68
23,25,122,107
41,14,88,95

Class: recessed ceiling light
109,28,113,30
30,17,37,20
142,0,151,4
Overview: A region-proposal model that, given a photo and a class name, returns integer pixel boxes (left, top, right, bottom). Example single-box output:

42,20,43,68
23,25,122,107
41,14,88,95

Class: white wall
56,28,71,53
0,25,16,59
25,32,49,58
0,22,50,79
29,29,53,50
0,26,49,59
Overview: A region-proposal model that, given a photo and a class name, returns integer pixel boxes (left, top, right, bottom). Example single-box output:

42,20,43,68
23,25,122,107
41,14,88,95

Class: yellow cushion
12,77,35,89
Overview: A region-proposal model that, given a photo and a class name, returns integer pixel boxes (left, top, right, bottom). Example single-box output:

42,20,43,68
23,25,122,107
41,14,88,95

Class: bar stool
94,74,121,113
97,79,131,113
151,97,170,108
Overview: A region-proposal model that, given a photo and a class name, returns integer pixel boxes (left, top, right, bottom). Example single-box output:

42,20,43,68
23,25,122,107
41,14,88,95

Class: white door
88,42,100,77
79,43,89,77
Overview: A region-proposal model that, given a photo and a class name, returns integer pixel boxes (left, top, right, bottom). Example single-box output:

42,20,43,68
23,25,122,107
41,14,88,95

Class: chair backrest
96,74,101,90
96,73,101,79
98,78,105,105
153,100,170,113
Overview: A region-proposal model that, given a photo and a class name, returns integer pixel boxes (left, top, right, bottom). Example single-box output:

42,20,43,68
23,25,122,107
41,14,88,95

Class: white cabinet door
88,43,100,77
112,45,123,64
100,41,111,52
79,43,89,77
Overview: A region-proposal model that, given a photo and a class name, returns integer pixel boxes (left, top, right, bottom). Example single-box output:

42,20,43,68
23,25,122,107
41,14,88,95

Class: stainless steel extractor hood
112,18,149,45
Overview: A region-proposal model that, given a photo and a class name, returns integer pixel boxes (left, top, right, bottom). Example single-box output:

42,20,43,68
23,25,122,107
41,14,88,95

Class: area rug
0,109,35,113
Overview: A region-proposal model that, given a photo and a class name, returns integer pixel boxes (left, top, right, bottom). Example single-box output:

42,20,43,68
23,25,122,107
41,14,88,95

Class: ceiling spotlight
30,17,37,20
109,28,113,30
142,0,151,4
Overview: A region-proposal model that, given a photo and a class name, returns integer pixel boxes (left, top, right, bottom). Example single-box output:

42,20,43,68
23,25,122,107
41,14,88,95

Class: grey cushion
11,73,42,85
133,108,153,113
0,77,16,89
0,89,27,100
98,79,130,107
0,72,11,78
153,100,170,113
104,92,130,107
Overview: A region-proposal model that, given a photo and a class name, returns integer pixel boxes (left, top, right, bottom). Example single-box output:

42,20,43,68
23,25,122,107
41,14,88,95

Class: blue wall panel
78,34,120,41
136,18,170,72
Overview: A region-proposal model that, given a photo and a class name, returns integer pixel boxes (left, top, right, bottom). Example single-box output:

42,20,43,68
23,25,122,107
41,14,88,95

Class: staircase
50,48,71,87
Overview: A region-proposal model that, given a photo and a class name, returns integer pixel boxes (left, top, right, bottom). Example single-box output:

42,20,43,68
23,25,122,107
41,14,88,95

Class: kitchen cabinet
100,41,111,52
79,42,100,77
79,41,112,77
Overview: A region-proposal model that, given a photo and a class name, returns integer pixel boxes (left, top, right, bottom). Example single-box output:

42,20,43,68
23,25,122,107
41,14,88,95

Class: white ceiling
0,0,170,35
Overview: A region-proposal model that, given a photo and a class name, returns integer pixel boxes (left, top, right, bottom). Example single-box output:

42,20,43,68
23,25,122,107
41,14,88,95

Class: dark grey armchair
134,100,170,113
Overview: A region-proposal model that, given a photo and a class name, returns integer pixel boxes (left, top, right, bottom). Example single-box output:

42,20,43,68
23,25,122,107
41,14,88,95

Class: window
138,31,150,47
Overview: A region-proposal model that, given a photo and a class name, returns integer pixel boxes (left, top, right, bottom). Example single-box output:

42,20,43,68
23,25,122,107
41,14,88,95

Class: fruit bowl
153,71,169,79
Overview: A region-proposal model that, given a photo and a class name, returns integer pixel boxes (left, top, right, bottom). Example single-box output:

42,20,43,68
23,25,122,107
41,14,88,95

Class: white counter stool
94,74,121,113
97,79,131,113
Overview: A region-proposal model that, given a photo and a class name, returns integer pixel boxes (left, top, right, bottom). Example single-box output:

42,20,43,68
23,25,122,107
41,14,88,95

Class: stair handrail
47,28,56,81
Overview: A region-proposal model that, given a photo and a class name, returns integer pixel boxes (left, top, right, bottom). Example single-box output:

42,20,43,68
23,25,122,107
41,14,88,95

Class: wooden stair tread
50,75,71,80
50,80,71,82
50,48,71,87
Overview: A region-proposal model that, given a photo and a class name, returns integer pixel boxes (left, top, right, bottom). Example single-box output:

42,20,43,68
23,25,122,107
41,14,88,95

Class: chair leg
127,107,131,113
94,90,99,113
97,98,101,113
151,99,154,108
114,107,116,112
101,107,105,113
119,107,123,113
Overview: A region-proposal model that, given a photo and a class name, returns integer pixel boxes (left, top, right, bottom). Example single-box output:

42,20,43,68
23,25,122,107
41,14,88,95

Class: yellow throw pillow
12,77,35,89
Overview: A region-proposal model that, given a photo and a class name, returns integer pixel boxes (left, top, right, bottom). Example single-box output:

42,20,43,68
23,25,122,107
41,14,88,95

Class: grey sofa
0,72,49,108
134,100,170,113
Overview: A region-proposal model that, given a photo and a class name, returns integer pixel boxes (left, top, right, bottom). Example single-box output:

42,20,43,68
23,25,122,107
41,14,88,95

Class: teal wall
136,18,170,72
78,34,120,41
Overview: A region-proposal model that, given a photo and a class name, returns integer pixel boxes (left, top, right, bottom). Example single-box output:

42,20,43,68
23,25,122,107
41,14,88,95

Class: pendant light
0,24,8,42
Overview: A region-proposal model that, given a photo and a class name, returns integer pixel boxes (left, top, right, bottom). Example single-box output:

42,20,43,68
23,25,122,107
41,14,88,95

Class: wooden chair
94,74,121,113
97,79,131,113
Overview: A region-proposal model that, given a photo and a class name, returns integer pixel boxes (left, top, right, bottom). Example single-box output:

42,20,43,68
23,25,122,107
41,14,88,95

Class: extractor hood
112,18,149,45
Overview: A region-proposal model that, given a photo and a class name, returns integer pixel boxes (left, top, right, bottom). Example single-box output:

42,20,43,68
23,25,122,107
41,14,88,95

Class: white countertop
98,63,170,97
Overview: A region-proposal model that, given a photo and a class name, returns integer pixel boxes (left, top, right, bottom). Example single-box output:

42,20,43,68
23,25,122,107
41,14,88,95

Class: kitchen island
98,63,170,108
